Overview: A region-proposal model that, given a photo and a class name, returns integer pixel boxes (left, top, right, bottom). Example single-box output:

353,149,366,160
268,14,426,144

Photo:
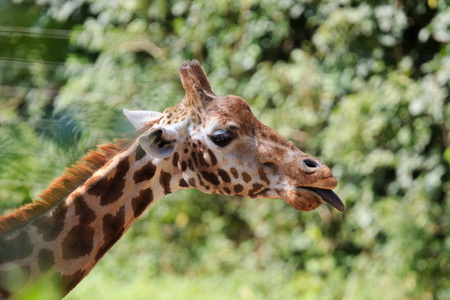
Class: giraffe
0,60,344,298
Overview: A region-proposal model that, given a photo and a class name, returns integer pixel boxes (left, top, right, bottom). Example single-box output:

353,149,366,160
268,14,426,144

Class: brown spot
131,188,153,218
95,206,126,262
188,159,194,171
172,152,180,167
0,231,33,264
230,168,239,179
135,145,146,161
197,175,206,187
133,162,157,184
249,183,264,198
188,178,196,187
208,149,217,166
234,184,244,193
198,151,210,167
223,187,231,194
61,224,95,260
33,202,68,242
184,148,189,154
258,168,270,185
201,171,220,185
179,179,189,188
90,158,129,206
191,151,198,166
73,194,96,226
242,172,251,183
181,161,187,172
218,169,231,183
38,248,54,272
159,170,172,194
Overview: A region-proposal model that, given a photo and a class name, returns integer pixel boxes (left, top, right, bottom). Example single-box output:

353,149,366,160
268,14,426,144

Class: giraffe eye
209,130,235,147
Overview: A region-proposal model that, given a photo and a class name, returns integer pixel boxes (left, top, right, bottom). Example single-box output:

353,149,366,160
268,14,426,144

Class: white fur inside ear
139,127,178,158
123,109,162,129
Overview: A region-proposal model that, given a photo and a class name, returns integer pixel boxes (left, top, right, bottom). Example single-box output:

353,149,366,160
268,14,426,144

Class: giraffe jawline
302,187,345,212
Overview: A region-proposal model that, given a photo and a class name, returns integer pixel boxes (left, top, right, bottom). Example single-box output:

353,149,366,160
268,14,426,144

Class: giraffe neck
0,141,181,296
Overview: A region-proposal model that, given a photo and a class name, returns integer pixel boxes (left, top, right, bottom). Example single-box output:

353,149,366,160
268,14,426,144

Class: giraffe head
124,60,344,212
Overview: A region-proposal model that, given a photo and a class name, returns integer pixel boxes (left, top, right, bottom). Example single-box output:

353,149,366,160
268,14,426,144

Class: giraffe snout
296,156,338,189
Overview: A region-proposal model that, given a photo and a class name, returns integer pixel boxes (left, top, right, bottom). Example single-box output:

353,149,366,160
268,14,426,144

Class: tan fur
0,61,342,299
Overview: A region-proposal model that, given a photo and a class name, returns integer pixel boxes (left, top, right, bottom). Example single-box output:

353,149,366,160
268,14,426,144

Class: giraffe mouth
302,187,345,212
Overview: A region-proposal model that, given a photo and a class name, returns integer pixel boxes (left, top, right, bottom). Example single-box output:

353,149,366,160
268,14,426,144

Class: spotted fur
0,60,342,298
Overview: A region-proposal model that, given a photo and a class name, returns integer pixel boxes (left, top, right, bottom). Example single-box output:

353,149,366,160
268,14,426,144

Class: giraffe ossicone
0,60,344,298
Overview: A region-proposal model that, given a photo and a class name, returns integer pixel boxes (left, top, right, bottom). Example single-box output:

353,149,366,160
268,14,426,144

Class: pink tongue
306,187,345,212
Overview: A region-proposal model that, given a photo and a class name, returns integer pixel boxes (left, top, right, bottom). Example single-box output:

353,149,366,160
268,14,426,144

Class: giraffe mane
0,124,153,235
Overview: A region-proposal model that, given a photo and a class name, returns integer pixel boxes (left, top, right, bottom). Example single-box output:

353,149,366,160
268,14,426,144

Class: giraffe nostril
304,158,319,168
300,158,321,173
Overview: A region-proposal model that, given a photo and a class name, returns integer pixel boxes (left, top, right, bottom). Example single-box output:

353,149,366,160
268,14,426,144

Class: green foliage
1,0,449,299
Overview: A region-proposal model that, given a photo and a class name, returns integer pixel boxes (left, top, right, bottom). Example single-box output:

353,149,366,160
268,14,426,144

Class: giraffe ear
139,127,178,158
123,109,162,129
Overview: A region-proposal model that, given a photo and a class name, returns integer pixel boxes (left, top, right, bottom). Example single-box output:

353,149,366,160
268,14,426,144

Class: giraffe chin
285,189,323,212
285,188,345,212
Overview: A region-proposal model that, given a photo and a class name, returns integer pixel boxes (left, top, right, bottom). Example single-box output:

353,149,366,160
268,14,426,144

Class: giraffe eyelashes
209,130,236,147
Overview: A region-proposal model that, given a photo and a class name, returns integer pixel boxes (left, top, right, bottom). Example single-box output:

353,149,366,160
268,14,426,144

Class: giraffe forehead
163,95,252,122
161,104,200,126
160,94,294,154
204,96,253,119
203,96,294,147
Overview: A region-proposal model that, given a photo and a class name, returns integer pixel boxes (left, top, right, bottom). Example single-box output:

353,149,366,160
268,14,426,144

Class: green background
0,0,449,299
